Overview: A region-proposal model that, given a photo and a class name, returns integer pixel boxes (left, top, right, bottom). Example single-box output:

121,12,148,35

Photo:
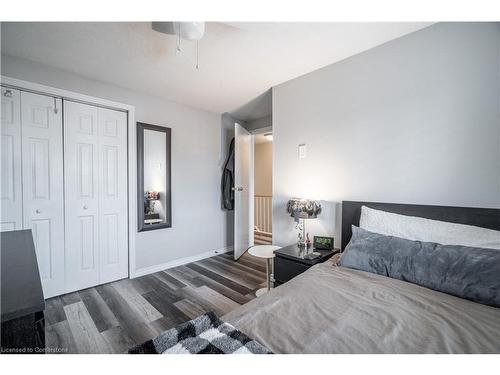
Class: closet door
98,107,128,284
64,101,100,292
1,87,23,232
20,92,65,298
64,101,128,292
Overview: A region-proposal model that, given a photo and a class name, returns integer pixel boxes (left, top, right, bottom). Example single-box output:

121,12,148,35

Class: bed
223,201,500,354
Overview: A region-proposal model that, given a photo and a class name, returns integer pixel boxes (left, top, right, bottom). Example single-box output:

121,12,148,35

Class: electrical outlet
298,144,307,159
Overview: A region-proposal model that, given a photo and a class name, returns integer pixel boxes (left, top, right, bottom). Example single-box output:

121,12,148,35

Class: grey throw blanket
129,311,272,354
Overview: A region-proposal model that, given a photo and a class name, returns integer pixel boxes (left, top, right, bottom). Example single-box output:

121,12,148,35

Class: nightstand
273,244,340,284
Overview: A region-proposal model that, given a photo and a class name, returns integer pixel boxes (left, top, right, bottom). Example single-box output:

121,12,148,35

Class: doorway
233,123,273,260
253,130,273,245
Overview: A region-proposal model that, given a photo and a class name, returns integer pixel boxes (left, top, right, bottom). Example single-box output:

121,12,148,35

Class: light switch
298,144,307,159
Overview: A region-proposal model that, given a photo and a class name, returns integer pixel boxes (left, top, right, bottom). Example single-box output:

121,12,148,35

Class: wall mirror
137,122,172,231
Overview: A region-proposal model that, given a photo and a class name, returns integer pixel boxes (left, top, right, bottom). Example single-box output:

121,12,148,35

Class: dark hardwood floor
44,252,266,354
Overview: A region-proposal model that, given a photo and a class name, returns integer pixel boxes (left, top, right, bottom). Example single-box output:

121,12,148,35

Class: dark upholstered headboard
341,201,500,251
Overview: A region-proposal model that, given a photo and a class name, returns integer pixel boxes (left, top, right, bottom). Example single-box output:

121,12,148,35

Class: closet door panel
64,101,100,293
1,87,22,232
98,108,128,283
21,92,65,298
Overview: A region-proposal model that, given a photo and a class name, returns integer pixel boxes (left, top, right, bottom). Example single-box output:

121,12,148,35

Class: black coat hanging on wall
221,138,235,210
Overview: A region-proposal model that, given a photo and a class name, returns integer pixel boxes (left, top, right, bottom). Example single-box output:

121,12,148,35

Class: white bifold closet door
1,87,23,232
21,92,65,298
1,88,65,298
64,100,128,293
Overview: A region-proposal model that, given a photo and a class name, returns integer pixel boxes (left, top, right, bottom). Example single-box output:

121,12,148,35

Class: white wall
1,54,229,272
254,141,273,196
273,23,500,249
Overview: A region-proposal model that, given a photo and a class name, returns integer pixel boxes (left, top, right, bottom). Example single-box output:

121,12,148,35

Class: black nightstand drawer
274,257,310,284
273,244,338,284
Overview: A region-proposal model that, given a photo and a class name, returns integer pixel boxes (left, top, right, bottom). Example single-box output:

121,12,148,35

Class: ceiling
1,22,432,115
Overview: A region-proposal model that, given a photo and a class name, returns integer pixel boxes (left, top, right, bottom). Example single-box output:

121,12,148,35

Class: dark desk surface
274,243,339,266
1,230,45,322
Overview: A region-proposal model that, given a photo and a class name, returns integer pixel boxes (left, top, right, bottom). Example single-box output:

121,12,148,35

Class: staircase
254,195,272,245
254,227,272,245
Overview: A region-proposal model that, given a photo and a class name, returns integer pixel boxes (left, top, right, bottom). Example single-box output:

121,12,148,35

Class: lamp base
297,241,311,249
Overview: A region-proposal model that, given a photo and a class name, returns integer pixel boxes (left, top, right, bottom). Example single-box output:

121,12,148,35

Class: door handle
232,187,243,192
83,205,88,210
35,209,42,214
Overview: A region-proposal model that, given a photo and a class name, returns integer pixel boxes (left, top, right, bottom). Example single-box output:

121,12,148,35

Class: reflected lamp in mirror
144,191,161,224
137,122,172,231
286,198,322,248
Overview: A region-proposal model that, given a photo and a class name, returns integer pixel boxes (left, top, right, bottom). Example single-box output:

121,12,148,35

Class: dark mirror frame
137,122,172,232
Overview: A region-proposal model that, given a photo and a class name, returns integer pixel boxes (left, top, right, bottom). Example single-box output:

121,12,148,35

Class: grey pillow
340,226,500,307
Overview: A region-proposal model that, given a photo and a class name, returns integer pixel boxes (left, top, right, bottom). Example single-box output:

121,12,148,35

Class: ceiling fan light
152,22,205,41
173,22,205,41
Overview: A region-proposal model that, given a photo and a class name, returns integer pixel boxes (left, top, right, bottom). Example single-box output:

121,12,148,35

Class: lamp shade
286,198,322,222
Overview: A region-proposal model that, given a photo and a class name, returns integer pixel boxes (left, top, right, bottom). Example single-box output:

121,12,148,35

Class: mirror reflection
137,123,171,231
143,129,167,226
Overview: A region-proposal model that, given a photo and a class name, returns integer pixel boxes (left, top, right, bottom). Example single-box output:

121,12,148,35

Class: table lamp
286,198,322,248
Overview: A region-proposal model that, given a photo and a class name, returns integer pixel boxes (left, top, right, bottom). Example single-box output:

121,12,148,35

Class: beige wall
254,141,273,196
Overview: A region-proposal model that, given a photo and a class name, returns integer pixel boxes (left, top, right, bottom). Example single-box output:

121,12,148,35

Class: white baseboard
131,246,234,278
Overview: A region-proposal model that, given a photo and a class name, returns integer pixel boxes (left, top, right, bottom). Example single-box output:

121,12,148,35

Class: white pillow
359,205,500,250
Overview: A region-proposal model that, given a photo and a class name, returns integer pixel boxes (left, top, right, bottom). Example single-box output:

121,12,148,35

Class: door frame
0,76,138,278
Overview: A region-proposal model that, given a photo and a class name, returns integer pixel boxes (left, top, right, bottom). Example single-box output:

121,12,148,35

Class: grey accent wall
246,115,272,132
2,54,230,271
272,23,500,249
220,113,245,164
229,89,272,123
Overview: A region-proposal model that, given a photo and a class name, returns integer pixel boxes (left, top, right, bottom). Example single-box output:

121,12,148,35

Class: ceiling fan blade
151,22,176,35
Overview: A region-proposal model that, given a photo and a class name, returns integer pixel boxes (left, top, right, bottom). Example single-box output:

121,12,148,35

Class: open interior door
234,123,254,260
